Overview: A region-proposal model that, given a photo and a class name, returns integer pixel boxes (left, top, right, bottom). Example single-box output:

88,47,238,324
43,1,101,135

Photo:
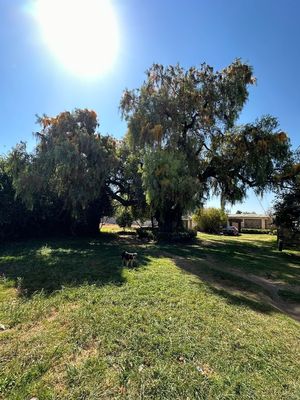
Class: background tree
108,136,150,223
0,156,29,240
274,185,300,231
120,60,292,232
115,207,134,230
8,109,116,235
0,155,71,240
193,207,227,233
273,148,300,231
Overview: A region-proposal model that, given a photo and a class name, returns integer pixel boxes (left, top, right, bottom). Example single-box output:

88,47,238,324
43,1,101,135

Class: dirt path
163,252,300,323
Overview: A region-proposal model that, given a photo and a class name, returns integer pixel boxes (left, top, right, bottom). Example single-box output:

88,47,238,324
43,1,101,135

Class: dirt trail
163,252,300,323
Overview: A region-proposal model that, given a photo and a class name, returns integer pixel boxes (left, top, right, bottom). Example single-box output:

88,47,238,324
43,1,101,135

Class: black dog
121,251,138,267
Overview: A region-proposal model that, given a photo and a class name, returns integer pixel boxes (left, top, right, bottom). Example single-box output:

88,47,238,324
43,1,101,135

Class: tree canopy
2,60,298,239
7,109,116,235
120,60,292,231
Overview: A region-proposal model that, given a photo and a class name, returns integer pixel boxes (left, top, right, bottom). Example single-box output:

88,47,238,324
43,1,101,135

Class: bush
136,227,197,242
193,207,227,233
240,228,273,234
155,229,197,243
136,227,155,241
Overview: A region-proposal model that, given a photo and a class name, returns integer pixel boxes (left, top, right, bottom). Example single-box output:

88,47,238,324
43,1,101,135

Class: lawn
0,233,299,399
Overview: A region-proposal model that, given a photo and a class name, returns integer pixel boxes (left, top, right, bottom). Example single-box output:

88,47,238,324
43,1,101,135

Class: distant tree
120,60,292,232
193,207,227,233
109,137,150,222
116,207,134,230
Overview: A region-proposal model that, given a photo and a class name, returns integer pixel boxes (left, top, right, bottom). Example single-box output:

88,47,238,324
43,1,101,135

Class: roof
228,214,270,219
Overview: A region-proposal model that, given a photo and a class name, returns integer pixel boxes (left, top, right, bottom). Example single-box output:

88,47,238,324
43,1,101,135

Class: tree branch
106,186,135,207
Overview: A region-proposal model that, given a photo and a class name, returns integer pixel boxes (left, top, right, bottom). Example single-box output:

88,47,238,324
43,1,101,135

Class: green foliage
0,157,71,241
0,157,29,240
142,149,200,232
215,116,293,202
111,137,149,221
155,229,197,243
0,236,299,399
2,61,296,238
120,60,292,232
136,227,155,241
274,179,300,231
115,208,134,230
7,109,116,236
193,207,227,233
240,228,274,234
136,227,196,242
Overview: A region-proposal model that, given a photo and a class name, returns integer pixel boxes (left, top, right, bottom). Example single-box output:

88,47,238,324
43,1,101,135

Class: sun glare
34,0,119,77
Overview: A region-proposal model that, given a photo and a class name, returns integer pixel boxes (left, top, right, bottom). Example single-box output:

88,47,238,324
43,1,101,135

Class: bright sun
34,0,119,77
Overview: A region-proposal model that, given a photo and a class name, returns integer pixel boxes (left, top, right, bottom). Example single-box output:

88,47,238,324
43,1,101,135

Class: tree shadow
150,237,300,319
170,255,275,315
0,235,151,297
154,237,300,286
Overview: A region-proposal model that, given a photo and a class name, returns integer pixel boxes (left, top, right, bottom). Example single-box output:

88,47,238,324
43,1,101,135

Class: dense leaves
115,207,134,230
0,157,71,240
193,207,227,233
120,60,292,231
1,60,297,238
142,150,200,231
274,172,300,231
7,109,115,236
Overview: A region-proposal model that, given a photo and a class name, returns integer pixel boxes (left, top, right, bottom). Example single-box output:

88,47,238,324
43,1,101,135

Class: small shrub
136,228,155,241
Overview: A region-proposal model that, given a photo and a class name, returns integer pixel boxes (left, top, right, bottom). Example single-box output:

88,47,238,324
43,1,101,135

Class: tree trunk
156,205,184,233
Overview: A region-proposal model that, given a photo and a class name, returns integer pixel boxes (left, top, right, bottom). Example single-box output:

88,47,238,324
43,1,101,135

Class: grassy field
0,232,299,399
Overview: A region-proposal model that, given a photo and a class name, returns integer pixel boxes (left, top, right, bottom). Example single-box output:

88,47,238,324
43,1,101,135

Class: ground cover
0,233,299,399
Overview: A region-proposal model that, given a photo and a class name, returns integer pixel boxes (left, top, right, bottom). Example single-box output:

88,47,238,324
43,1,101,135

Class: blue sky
0,0,299,213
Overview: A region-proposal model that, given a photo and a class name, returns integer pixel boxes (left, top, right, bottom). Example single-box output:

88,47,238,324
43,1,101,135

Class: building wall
265,219,272,228
182,219,195,230
243,218,262,229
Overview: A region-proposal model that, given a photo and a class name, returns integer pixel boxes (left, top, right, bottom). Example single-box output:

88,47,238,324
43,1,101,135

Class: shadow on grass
206,285,275,313
154,236,300,286
149,237,300,318
0,233,151,297
171,255,275,315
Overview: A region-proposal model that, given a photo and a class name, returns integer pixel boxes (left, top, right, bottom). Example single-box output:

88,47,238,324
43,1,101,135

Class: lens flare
34,0,119,77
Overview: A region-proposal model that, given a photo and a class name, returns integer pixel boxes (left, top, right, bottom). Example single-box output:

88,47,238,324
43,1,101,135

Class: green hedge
136,228,197,243
155,229,197,243
240,228,276,234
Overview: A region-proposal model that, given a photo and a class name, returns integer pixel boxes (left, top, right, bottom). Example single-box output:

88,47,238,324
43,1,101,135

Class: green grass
0,233,299,399
160,232,300,287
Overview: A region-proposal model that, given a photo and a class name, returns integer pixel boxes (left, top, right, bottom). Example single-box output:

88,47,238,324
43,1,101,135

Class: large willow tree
8,109,116,235
120,60,292,232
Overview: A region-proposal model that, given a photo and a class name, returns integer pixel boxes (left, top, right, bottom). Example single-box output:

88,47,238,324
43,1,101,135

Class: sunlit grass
0,234,299,399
